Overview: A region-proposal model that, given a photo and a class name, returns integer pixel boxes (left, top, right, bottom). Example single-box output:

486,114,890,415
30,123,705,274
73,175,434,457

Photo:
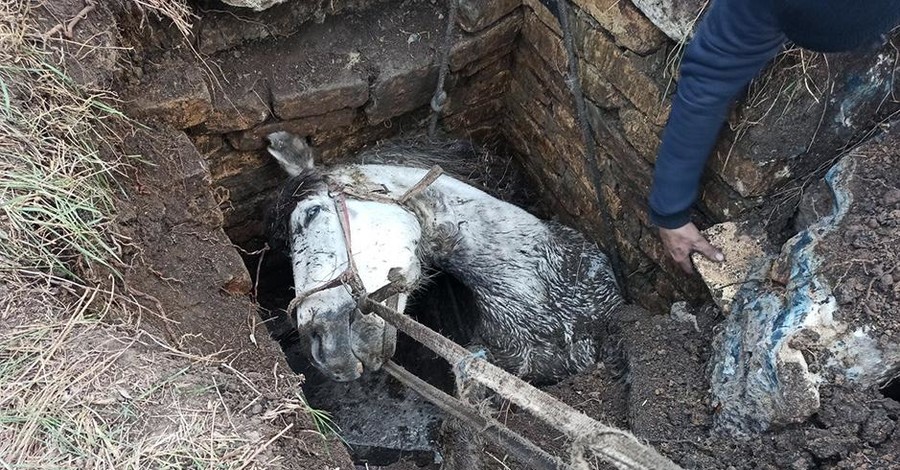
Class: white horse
265,131,624,384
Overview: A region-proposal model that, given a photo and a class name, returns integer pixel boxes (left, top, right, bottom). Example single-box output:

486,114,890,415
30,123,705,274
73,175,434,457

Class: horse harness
286,165,444,325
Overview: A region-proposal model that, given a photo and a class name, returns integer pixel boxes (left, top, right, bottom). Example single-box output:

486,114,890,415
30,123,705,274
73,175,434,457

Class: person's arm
648,0,785,272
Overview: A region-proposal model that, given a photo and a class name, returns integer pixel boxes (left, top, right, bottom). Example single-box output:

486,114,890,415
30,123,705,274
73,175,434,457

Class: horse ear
266,131,315,177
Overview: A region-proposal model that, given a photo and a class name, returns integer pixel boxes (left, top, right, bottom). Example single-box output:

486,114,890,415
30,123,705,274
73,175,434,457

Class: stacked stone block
123,0,899,311
504,0,899,310
125,0,523,247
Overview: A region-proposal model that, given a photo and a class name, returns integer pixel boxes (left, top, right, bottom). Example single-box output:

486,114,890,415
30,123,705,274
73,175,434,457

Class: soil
0,280,354,469
819,131,900,342
457,303,900,470
106,124,355,468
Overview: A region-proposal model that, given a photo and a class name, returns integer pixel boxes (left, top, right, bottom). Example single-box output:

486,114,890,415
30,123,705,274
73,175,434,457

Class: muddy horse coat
266,132,623,383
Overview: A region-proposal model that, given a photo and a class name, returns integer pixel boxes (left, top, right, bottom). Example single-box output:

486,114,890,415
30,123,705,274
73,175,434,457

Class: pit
49,0,900,467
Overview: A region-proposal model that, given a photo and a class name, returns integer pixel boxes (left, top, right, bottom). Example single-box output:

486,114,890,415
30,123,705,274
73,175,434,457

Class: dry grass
0,2,339,468
130,0,195,39
0,279,329,469
0,0,127,280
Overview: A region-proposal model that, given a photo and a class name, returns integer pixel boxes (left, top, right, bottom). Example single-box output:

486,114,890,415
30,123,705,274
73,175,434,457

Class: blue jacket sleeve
648,0,786,229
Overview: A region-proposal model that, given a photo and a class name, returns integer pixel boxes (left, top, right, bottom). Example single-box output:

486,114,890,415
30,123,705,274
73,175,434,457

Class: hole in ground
245,239,477,465
879,375,900,402
228,137,544,466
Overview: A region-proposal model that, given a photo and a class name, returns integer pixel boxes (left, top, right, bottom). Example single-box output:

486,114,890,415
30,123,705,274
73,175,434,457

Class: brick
446,69,510,116
443,100,504,141
512,41,569,105
208,150,270,182
521,0,562,36
272,69,368,120
451,10,523,72
571,0,667,54
226,108,357,150
125,57,211,129
312,110,427,164
579,61,627,109
521,10,567,73
203,72,270,133
366,61,438,125
586,101,653,192
191,134,228,159
619,106,662,163
508,79,584,158
630,0,707,42
458,0,522,33
574,20,670,125
459,49,514,78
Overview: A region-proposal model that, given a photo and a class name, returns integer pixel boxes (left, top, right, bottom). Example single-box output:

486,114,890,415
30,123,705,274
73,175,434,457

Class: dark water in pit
244,246,481,466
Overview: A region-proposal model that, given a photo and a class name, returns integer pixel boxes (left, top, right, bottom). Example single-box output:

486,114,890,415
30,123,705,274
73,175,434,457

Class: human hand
658,222,724,274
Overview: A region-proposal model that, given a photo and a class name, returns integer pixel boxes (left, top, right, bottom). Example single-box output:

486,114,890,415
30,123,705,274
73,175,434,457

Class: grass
297,393,342,442
0,0,126,281
0,1,344,467
0,281,297,469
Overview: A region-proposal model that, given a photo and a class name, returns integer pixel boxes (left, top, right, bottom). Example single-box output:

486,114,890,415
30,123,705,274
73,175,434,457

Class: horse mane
266,135,513,255
355,136,507,198
265,169,326,256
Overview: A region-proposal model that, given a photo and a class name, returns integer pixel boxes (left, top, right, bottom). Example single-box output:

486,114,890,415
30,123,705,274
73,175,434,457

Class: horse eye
304,206,321,225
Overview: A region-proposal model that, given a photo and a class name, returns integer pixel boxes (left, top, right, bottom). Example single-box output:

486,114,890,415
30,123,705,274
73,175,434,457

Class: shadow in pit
244,242,480,466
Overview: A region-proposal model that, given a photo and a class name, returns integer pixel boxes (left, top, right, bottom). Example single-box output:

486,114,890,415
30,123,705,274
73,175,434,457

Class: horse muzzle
350,309,397,372
292,292,397,381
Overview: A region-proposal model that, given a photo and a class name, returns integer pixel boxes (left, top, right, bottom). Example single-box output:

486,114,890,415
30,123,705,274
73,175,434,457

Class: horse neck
333,164,552,296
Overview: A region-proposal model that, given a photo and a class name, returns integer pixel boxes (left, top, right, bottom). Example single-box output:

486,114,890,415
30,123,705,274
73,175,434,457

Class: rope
428,0,459,139
361,298,683,470
382,361,568,470
453,348,486,384
554,0,631,302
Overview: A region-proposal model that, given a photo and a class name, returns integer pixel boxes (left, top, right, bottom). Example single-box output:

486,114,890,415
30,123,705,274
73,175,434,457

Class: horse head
266,131,423,381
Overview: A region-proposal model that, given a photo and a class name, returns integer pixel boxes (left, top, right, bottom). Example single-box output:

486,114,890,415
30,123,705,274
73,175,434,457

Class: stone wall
504,0,900,311
124,0,522,246
122,0,899,311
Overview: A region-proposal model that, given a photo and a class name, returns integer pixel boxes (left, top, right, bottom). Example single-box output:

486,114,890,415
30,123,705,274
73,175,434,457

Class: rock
520,10,567,73
220,0,287,11
574,20,670,125
445,66,510,116
705,134,900,437
629,0,708,42
693,222,769,314
450,9,523,72
272,69,368,120
571,0,668,54
197,1,391,54
457,0,521,33
124,56,212,129
207,150,270,182
579,61,627,110
670,301,700,332
884,188,900,206
202,73,270,133
521,0,562,35
365,62,438,125
226,108,357,151
619,106,662,161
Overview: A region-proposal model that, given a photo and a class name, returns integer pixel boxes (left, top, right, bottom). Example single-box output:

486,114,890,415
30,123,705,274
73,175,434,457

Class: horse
265,131,624,384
